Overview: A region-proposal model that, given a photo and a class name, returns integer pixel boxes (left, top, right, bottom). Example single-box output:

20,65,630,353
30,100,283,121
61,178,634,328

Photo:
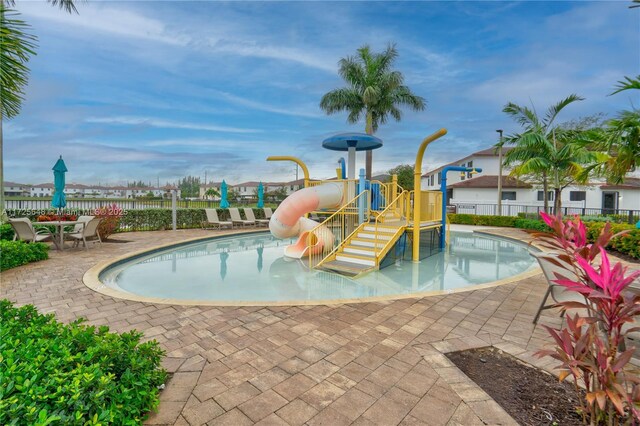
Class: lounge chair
64,217,102,250
203,209,232,229
229,208,254,227
9,218,55,246
263,208,273,220
531,251,585,324
244,208,269,227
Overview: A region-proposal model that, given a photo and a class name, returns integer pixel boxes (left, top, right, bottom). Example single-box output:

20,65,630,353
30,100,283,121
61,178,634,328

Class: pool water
100,231,537,304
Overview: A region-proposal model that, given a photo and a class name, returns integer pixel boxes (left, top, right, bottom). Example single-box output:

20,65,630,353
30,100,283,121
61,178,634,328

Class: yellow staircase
315,191,410,277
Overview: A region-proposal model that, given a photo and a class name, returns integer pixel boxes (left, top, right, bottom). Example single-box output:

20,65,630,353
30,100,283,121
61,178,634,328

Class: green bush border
0,240,49,271
448,213,639,259
0,300,167,425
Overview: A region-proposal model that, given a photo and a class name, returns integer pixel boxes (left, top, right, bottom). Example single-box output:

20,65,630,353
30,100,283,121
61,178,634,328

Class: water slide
269,182,345,258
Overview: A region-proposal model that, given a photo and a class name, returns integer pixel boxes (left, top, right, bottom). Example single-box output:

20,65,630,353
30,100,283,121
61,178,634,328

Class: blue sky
5,0,639,185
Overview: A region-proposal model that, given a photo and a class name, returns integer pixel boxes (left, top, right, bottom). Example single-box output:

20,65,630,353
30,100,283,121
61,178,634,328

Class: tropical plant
94,203,123,240
320,44,426,179
205,187,220,199
580,76,640,184
501,95,594,214
0,0,80,216
388,164,414,190
533,213,640,424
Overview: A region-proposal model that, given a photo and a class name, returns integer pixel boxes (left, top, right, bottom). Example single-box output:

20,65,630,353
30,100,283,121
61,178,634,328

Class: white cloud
85,116,261,134
214,91,323,118
19,2,189,46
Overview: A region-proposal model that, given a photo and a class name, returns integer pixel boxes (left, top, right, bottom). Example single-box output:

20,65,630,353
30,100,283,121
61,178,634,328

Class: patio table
34,220,82,251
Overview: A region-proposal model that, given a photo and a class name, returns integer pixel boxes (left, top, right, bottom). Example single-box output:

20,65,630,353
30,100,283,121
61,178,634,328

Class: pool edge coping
83,228,544,307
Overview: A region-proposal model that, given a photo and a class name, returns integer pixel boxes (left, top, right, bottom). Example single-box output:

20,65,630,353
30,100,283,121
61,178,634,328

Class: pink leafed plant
534,212,640,424
94,204,123,240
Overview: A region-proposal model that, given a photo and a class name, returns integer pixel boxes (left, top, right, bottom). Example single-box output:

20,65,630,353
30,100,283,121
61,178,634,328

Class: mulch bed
447,347,583,426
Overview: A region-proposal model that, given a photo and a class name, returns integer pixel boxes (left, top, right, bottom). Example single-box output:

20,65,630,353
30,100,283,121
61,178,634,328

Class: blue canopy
257,182,264,208
51,156,67,209
220,180,230,208
322,133,383,151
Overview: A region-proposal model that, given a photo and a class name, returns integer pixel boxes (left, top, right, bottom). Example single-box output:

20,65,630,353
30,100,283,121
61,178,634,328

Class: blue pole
439,166,482,248
338,158,346,180
358,168,366,224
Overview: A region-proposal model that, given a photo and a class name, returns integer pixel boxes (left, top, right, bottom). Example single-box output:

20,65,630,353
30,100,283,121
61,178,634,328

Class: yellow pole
391,174,398,202
266,156,310,188
412,129,447,262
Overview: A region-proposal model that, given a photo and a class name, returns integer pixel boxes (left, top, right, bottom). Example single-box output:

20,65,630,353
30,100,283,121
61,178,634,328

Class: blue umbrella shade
51,156,68,209
322,133,383,152
257,182,264,208
220,180,230,208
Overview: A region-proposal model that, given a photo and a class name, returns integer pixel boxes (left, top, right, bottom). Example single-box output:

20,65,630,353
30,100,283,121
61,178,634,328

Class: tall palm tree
0,0,80,214
320,44,426,180
501,95,587,214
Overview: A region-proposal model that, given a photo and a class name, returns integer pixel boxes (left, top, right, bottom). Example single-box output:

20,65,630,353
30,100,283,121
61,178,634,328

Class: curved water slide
269,182,345,258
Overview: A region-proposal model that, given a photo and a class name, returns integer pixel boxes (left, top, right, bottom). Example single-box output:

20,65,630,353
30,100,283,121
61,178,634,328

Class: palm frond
47,0,79,14
0,7,38,119
543,94,584,129
319,88,362,115
610,75,640,95
503,102,540,129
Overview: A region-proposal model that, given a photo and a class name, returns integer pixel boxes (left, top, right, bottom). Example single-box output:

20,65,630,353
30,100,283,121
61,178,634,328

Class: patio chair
243,208,269,227
203,209,232,230
71,215,95,233
531,251,586,324
8,218,55,245
229,208,254,227
264,207,273,220
64,217,102,250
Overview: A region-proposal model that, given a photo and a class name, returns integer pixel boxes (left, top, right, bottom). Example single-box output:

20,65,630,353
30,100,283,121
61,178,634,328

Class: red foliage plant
94,204,123,240
533,212,640,424
36,214,78,222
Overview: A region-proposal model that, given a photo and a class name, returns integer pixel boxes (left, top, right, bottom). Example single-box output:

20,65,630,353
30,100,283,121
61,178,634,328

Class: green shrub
584,222,639,259
0,300,167,425
448,214,517,227
0,223,14,240
513,218,550,232
0,241,49,271
119,208,267,232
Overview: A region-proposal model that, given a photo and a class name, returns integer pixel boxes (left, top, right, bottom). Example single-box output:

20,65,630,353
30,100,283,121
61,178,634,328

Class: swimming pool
95,231,538,305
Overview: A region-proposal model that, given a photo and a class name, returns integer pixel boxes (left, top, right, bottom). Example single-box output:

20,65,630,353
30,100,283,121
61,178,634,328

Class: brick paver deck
2,228,637,425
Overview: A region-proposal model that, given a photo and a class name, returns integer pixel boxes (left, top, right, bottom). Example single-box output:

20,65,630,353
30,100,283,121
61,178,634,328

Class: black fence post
629,210,634,224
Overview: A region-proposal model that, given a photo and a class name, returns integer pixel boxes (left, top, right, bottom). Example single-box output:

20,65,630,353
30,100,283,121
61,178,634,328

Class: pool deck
2,227,638,425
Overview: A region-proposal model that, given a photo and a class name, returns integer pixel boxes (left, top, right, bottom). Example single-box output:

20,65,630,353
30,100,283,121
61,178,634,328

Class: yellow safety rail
307,190,370,269
373,190,410,263
419,191,443,222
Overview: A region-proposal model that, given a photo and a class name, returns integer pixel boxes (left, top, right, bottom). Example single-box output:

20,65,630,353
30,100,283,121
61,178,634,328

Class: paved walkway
1,228,635,425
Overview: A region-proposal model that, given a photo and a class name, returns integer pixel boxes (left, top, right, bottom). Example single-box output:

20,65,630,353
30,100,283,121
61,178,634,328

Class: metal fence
450,202,640,224
3,198,258,212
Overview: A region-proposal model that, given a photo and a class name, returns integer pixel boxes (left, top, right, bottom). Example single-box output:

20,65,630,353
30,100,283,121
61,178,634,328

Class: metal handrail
306,190,370,269
374,190,409,262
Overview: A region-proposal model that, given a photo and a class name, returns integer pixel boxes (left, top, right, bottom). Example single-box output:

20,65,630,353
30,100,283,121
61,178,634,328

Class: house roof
600,178,640,190
422,146,514,177
3,181,28,187
450,175,532,189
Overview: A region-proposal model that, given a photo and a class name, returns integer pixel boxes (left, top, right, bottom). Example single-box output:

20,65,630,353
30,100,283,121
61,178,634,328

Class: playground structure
267,129,482,277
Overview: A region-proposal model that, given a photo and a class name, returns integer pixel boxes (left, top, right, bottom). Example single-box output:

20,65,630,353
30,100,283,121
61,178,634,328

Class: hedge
0,223,14,240
6,208,269,233
0,300,167,425
0,241,49,271
448,213,639,259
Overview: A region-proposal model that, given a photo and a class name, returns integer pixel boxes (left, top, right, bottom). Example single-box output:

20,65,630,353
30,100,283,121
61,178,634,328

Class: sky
4,0,639,186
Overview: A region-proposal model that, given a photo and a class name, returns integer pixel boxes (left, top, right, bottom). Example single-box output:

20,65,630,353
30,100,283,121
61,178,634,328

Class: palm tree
501,95,588,214
0,0,80,214
320,44,426,180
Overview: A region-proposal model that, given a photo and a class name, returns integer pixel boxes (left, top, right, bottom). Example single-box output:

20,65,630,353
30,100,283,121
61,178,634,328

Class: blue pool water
100,231,536,303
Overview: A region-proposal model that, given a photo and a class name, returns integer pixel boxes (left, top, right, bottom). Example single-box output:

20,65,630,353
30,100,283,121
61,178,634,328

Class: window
501,191,517,201
537,191,554,201
570,191,586,202
430,175,434,186
437,172,442,185
467,161,473,178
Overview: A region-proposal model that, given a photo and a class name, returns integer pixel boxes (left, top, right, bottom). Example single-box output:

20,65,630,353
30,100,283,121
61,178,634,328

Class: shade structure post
358,168,366,225
413,129,447,262
172,190,177,231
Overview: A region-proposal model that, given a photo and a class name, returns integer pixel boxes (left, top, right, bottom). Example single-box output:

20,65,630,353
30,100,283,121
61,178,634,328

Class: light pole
496,129,503,216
